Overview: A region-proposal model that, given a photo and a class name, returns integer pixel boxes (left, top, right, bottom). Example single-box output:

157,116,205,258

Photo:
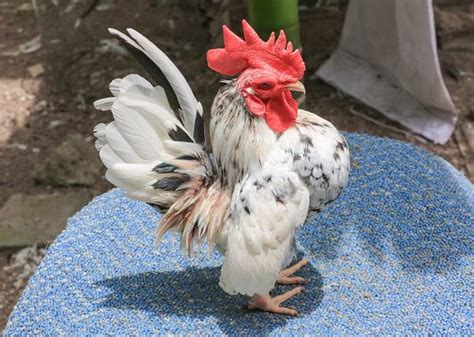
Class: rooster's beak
285,81,306,94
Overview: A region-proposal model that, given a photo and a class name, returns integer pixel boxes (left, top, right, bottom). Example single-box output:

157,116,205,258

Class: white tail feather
98,145,124,168
94,29,208,208
94,98,115,111
93,123,107,150
125,28,202,136
94,73,207,207
104,122,145,164
111,99,168,160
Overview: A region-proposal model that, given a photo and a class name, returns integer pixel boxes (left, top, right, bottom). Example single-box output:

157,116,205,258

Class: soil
0,0,473,331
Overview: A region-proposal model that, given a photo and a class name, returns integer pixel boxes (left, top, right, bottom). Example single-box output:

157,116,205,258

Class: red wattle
244,95,266,116
264,90,298,132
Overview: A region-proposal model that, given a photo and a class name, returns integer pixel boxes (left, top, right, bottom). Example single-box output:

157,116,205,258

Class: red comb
207,20,305,79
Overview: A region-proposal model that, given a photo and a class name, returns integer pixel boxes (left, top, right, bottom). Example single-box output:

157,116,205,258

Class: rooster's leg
277,258,308,285
247,287,304,316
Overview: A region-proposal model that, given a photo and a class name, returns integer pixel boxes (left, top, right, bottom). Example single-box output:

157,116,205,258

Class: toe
279,258,309,278
247,290,304,316
274,286,304,305
277,276,307,285
271,306,299,316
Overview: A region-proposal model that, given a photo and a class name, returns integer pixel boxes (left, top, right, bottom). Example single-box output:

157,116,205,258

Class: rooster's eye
258,82,273,90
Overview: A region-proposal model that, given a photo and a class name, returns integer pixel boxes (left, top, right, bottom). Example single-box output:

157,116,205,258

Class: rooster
94,20,350,316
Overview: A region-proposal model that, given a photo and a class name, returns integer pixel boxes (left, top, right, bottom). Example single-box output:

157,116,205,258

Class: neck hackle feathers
207,20,305,80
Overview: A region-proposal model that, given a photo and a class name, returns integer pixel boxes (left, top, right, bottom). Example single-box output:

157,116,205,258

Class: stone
0,190,90,248
27,63,44,78
3,245,46,290
33,133,101,187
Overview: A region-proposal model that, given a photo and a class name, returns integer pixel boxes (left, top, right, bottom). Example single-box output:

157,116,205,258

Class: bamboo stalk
248,0,301,48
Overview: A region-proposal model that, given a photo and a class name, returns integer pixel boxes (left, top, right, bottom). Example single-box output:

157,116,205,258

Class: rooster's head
207,20,306,133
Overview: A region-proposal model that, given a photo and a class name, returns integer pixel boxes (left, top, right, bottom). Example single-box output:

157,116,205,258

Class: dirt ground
0,0,473,331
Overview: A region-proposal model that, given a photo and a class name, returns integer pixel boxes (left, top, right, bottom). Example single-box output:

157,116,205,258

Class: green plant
248,0,301,48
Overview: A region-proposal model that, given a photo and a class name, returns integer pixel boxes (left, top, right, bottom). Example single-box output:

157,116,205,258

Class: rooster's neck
210,81,277,188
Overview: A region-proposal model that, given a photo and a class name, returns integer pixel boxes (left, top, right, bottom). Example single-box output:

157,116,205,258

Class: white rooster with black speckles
93,20,350,315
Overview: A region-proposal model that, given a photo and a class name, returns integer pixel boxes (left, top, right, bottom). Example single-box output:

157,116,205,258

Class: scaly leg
277,258,308,285
247,287,304,316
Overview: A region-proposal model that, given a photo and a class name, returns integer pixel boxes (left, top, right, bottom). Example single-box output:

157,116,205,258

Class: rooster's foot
277,258,308,285
247,287,304,316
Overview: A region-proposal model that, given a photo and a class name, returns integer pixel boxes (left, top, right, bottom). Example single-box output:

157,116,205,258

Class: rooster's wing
219,165,309,296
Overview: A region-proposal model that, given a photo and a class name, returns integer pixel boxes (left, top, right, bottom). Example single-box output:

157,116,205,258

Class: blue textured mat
5,133,473,336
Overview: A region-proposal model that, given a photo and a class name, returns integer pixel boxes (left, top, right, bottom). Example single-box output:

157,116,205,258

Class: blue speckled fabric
5,133,474,336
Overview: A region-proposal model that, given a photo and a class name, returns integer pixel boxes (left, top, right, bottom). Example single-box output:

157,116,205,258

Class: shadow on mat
96,260,323,335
